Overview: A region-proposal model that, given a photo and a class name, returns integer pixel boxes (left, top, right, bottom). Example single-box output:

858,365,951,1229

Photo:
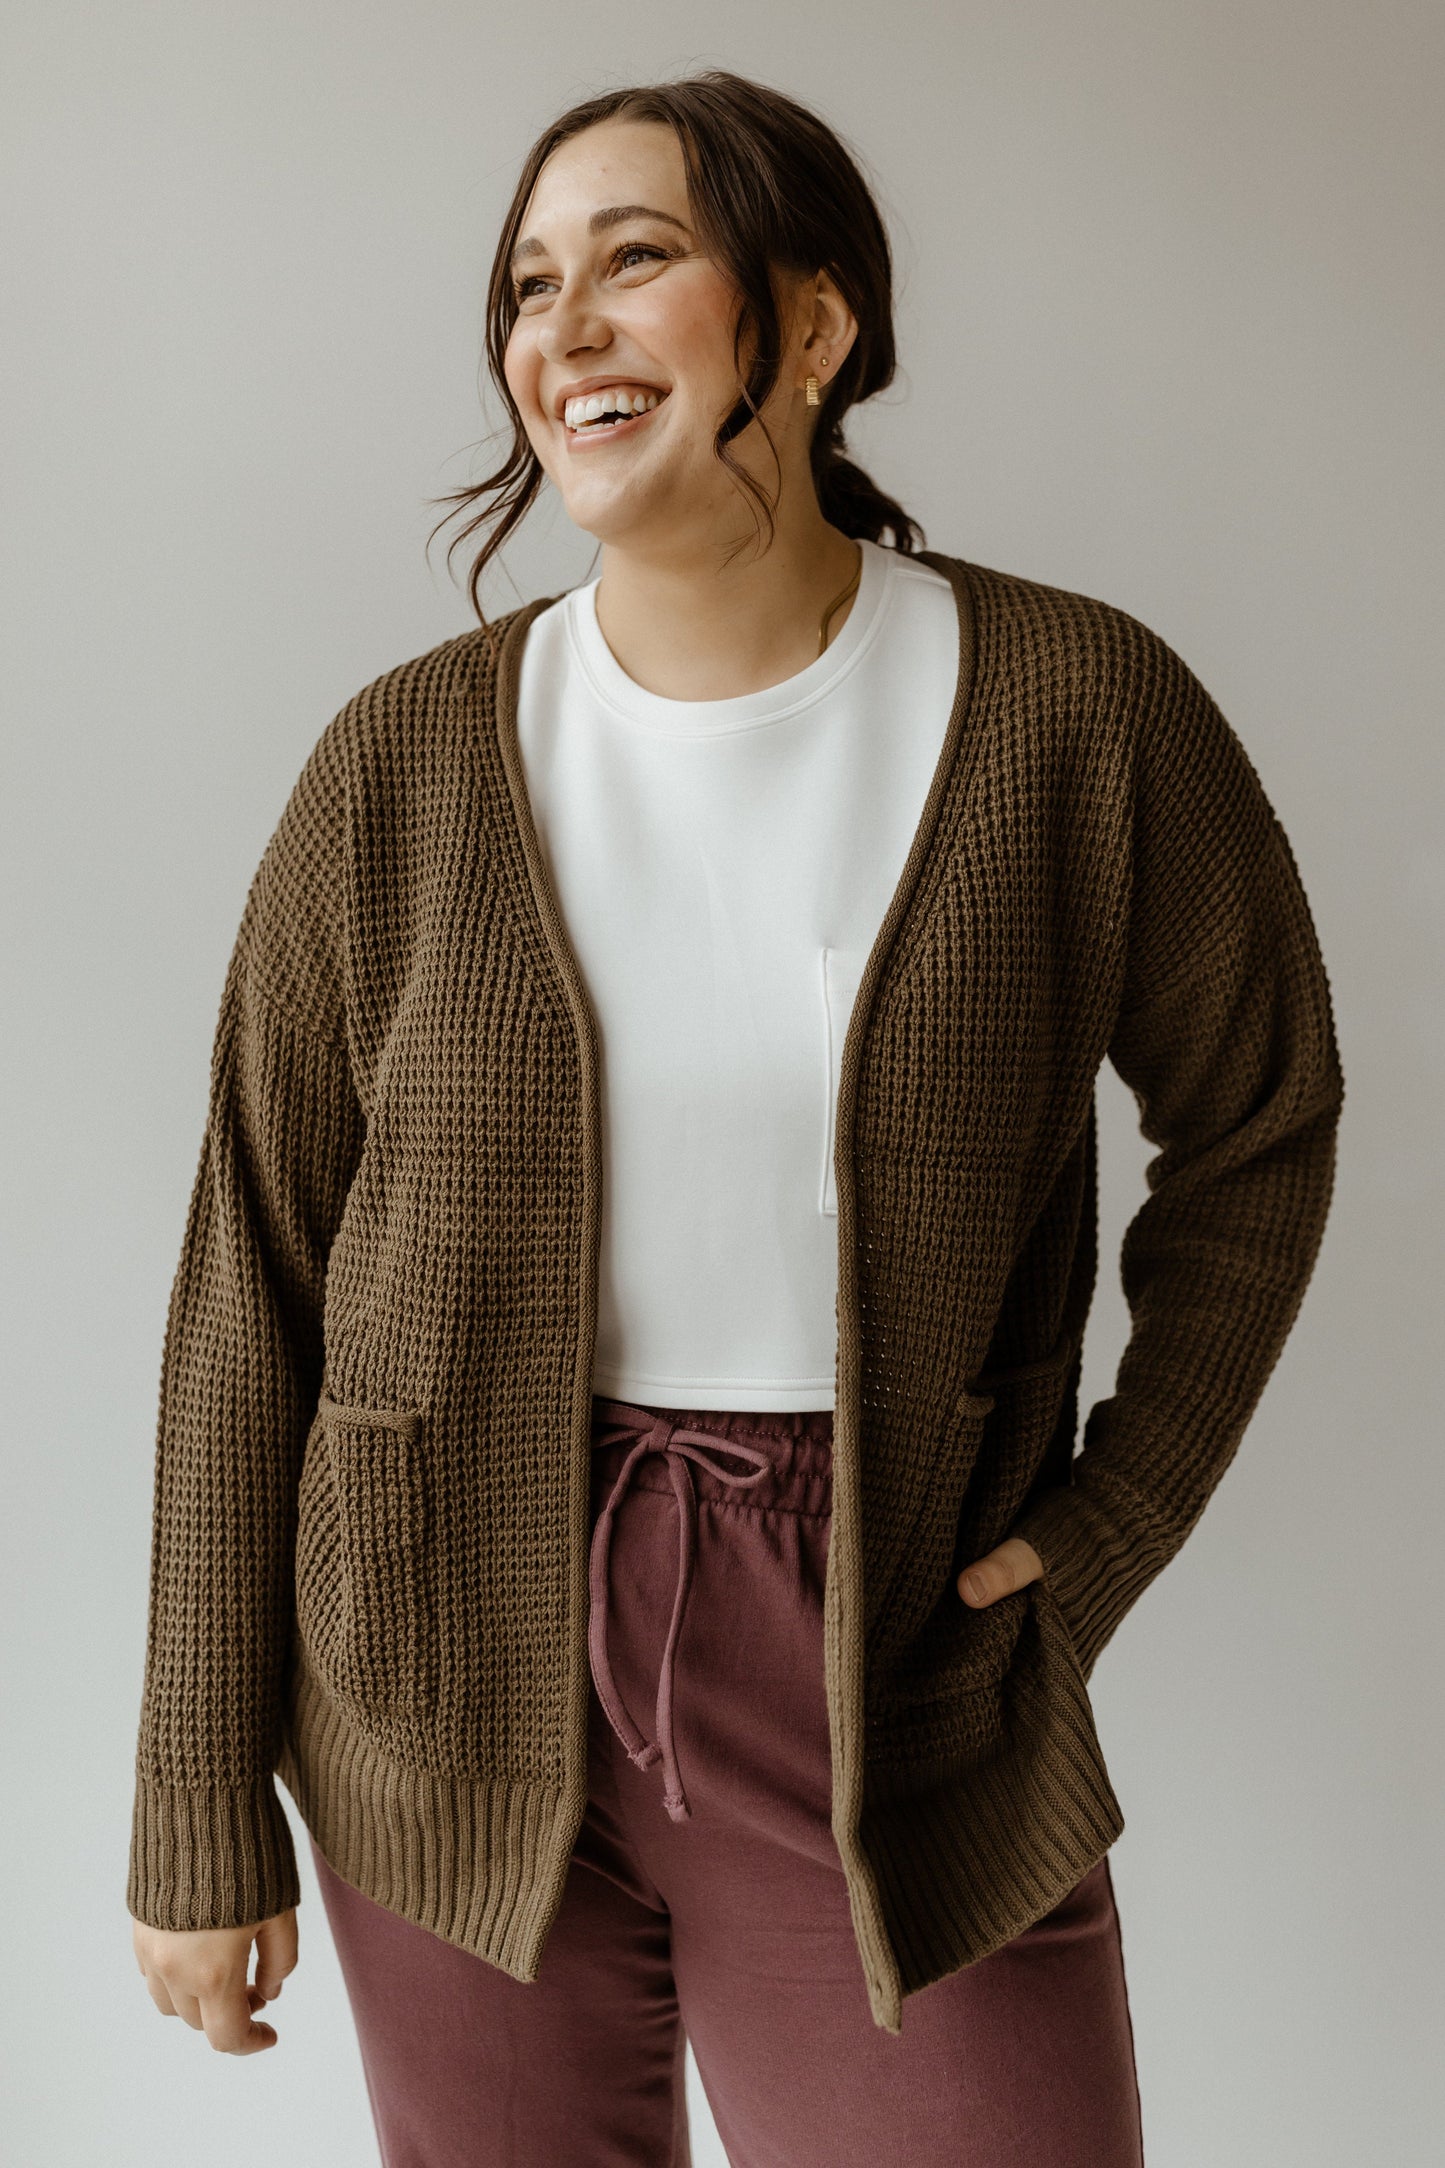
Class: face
503,118,815,553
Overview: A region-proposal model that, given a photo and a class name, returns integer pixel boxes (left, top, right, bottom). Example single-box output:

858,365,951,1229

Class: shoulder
237,603,549,1027
320,608,536,774
943,555,1274,806
961,563,1318,1002
256,624,495,865
934,551,1300,918
938,554,1196,717
281,593,567,817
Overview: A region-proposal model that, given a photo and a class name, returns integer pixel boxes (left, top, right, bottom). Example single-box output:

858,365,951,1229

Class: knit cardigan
126,551,1343,2034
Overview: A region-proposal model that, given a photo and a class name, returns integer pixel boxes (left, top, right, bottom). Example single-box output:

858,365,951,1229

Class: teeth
564,387,664,429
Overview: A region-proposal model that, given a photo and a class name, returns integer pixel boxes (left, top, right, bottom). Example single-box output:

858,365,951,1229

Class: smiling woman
428,70,924,684
127,60,1341,2168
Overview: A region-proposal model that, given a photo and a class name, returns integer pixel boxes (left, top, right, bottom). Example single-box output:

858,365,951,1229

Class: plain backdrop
3,5,1440,2163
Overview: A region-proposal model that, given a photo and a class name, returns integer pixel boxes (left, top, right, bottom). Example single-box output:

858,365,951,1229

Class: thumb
956,1536,1045,1608
252,1908,299,2001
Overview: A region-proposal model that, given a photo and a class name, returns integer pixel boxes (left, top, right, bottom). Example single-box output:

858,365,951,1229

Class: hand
957,1537,1045,1608
132,1908,297,2055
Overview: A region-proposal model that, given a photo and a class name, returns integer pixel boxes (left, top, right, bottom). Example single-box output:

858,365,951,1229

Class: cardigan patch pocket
873,1328,1085,1710
295,1393,437,1717
870,1385,1024,1697
953,1330,1084,1571
819,945,869,1216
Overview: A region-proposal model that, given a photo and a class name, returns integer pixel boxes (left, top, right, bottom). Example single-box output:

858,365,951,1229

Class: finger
197,1980,276,2056
253,1910,298,2001
142,1970,179,2019
959,1553,1017,1605
957,1537,1043,1607
958,1562,996,1605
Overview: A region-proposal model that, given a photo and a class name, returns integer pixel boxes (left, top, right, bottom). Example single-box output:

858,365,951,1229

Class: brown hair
429,68,925,625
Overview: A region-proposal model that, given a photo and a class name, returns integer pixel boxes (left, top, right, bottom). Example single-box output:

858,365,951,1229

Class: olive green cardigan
126,552,1343,2033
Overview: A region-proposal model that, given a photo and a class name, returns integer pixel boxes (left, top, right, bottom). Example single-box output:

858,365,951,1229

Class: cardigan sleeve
1006,633,1345,1684
127,725,366,1932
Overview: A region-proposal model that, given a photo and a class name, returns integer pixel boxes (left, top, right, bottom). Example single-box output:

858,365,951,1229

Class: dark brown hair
429,68,925,624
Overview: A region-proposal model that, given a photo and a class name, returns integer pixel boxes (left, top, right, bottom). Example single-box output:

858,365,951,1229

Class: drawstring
588,1402,774,1823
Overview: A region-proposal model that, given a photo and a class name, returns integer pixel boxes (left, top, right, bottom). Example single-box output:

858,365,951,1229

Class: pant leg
672,1842,1143,2168
308,1760,691,2168
586,1400,1145,2168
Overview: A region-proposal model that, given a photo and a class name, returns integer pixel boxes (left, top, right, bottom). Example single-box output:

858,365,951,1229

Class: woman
127,69,1342,2166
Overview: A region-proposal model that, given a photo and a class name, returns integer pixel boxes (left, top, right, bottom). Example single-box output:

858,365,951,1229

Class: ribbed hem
272,1656,582,1984
855,1574,1126,2032
127,1771,300,1931
1008,1476,1173,1683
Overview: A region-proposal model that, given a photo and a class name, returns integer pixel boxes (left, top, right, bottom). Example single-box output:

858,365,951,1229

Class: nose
534,284,615,369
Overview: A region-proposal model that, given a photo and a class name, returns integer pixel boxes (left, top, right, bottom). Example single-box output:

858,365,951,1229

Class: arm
967,632,1344,1682
127,728,365,1932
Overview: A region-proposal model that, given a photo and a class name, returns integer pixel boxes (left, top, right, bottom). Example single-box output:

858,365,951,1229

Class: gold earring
805,373,821,406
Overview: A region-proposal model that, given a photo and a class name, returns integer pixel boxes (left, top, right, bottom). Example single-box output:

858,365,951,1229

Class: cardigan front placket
481,555,991,2030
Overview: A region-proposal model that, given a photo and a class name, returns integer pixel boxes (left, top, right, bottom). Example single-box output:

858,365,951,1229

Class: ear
810,268,859,375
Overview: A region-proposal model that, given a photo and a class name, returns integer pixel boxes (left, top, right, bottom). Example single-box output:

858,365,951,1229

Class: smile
562,388,669,450
563,385,667,428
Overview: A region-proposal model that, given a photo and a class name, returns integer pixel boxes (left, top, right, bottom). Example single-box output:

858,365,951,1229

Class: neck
590,514,864,701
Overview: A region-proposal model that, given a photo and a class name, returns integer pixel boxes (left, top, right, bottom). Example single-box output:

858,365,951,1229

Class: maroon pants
310,1396,1145,2166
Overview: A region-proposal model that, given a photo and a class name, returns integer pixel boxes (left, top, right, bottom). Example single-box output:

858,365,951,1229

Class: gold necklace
817,543,863,655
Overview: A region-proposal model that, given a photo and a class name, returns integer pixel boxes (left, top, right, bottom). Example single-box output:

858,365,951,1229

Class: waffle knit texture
127,552,1343,2032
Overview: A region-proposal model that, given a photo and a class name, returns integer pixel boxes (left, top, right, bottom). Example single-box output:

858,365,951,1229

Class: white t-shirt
514,535,959,1410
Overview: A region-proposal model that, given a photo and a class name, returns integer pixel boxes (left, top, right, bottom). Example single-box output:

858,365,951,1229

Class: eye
513,240,672,302
613,241,671,274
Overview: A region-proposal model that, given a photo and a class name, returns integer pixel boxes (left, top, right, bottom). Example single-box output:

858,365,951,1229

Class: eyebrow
509,204,691,270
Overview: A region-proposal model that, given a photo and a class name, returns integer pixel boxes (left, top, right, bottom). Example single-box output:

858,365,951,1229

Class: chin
561,502,638,546
562,466,662,513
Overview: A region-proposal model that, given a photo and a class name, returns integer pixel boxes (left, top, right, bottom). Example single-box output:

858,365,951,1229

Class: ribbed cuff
127,1772,300,1931
1008,1475,1174,1684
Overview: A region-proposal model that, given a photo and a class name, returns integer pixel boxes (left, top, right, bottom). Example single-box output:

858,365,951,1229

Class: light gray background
3,5,1439,2162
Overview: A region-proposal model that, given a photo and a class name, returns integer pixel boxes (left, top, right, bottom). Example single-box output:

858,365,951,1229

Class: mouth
559,386,671,449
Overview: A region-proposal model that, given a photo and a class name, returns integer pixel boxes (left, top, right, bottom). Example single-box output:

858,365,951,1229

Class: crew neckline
564,536,897,737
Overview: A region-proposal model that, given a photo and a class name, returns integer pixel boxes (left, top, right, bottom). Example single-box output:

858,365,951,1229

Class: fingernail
964,1573,986,1602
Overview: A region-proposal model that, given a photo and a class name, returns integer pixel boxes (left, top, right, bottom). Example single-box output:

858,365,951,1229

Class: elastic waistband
589,1395,833,1519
